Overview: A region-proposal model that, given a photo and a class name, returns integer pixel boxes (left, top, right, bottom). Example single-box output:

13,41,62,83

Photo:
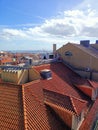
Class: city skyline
0,0,98,50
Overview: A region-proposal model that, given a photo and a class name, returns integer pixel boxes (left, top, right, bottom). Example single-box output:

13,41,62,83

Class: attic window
65,51,72,56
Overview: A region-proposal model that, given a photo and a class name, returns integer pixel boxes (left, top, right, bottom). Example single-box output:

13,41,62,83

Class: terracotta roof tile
34,63,90,102
0,83,24,130
75,85,92,97
71,76,98,89
70,96,87,115
88,80,98,89
1,62,97,130
45,101,72,128
43,89,87,115
22,83,68,130
79,98,98,130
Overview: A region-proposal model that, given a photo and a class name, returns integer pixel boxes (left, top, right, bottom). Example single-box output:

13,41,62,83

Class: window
65,51,73,56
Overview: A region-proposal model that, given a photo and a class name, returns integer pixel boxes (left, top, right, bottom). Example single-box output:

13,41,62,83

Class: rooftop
43,89,87,115
0,62,98,130
0,83,24,130
34,63,91,101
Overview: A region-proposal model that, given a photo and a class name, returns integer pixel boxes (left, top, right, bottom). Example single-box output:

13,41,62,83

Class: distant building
56,42,98,81
0,56,12,65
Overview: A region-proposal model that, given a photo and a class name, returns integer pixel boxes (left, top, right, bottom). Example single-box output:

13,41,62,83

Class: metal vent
40,69,52,80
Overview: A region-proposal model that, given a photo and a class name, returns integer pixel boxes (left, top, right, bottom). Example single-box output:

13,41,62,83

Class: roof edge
23,79,40,87
73,44,98,58
70,95,87,115
22,85,28,130
87,79,98,89
70,97,78,115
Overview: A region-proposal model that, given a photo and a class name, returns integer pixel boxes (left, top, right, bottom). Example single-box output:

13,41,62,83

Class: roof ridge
44,88,87,103
87,79,96,88
43,88,71,98
44,89,80,115
22,85,28,130
71,95,87,103
70,96,78,115
70,95,87,115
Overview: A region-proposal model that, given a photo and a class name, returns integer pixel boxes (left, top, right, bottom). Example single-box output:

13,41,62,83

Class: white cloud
2,28,27,38
1,0,98,45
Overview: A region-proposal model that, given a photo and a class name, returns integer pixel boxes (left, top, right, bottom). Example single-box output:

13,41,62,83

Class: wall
72,111,84,130
28,68,40,81
75,70,90,79
18,70,29,84
57,43,91,68
1,68,41,84
57,43,98,81
1,69,29,84
75,70,98,82
92,72,98,81
2,70,19,83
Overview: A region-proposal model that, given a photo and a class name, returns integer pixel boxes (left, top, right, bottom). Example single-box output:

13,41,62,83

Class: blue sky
0,0,98,50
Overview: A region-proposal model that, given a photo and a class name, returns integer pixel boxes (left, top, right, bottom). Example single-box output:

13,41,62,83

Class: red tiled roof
34,63,90,102
45,101,73,128
71,75,98,99
43,89,87,115
88,79,98,89
75,85,92,97
71,76,98,89
79,98,98,130
0,81,68,130
1,62,97,130
0,83,24,130
34,62,97,129
0,56,12,64
22,82,68,130
71,76,98,98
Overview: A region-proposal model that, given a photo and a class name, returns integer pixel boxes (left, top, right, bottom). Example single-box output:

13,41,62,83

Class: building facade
56,42,98,81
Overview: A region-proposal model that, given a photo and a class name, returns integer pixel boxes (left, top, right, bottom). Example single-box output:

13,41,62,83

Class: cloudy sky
0,0,98,51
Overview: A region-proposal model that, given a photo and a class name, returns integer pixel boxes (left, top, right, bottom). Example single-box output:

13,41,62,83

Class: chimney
96,40,98,44
80,40,90,47
53,44,56,53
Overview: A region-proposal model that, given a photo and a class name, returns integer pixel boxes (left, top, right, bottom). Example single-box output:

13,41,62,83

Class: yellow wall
1,68,40,84
29,68,40,81
57,43,98,81
2,70,19,83
57,43,98,70
1,69,29,84
18,70,29,84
